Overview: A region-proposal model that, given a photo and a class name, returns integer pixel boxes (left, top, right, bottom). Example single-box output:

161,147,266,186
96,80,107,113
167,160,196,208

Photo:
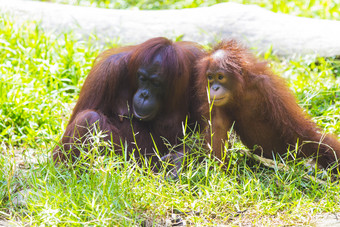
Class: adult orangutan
53,37,205,169
196,39,340,171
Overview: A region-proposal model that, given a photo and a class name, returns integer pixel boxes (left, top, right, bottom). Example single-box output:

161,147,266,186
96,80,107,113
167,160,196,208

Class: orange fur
197,40,340,170
53,37,205,163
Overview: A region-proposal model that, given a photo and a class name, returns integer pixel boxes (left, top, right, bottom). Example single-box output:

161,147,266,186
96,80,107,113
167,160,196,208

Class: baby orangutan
197,40,340,171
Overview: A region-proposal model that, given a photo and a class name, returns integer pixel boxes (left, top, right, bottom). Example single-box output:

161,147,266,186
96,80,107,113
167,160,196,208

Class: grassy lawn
1,1,340,226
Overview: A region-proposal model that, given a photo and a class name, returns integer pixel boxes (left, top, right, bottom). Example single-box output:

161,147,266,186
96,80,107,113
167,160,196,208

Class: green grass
1,1,340,225
0,15,103,148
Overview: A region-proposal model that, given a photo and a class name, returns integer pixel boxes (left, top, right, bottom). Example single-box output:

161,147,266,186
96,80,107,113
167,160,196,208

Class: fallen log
1,0,340,56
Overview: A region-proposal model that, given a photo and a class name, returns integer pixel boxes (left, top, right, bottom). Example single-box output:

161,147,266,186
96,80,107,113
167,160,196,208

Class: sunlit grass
3,132,340,225
0,15,103,148
270,54,340,134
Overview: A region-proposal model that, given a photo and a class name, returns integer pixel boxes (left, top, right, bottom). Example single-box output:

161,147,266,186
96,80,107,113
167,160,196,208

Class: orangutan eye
218,74,224,80
137,70,147,82
207,75,213,81
139,75,146,82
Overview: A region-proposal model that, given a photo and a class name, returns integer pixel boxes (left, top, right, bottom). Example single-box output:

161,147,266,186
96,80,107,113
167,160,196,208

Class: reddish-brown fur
197,40,340,170
53,37,204,165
